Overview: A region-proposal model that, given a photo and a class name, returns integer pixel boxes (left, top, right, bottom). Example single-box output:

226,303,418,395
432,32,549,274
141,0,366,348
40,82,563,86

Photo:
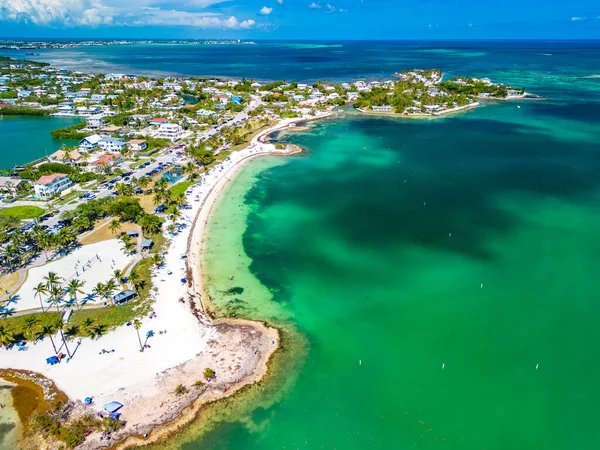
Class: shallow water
187,49,600,449
0,383,20,450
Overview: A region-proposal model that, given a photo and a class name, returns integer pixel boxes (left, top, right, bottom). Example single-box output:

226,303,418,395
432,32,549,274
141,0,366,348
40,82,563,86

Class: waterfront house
49,150,83,164
158,123,183,141
128,139,148,152
372,105,393,112
90,94,106,102
87,114,105,129
80,134,103,151
33,173,72,199
0,177,28,196
99,137,126,152
100,125,123,135
292,94,305,102
347,92,359,101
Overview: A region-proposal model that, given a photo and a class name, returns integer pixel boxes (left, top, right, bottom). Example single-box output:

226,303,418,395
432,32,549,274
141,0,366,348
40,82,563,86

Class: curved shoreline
0,114,330,450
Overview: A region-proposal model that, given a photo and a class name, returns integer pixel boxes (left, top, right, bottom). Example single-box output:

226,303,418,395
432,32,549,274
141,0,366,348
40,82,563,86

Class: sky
0,0,599,40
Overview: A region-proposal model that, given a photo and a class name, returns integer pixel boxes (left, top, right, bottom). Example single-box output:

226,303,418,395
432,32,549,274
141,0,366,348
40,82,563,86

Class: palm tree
93,282,106,302
81,318,95,337
24,316,40,342
54,318,71,358
66,279,85,311
154,177,168,191
152,254,163,268
153,191,164,206
33,282,49,312
44,271,63,291
128,269,140,292
38,324,58,354
123,240,136,255
133,319,144,351
109,219,121,235
49,285,65,313
105,279,117,304
113,269,124,286
0,325,15,348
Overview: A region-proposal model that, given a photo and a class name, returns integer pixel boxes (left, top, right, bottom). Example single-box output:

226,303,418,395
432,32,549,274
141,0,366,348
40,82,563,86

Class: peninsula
0,55,534,448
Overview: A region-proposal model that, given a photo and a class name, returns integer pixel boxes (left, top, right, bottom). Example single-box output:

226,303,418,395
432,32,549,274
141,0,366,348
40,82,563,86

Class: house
87,114,105,129
33,173,72,199
347,92,359,101
90,94,106,102
92,152,122,167
98,137,126,152
100,125,122,135
49,150,83,164
212,94,228,104
79,134,103,151
150,117,169,126
0,177,28,195
126,230,139,238
17,90,32,98
113,290,137,305
128,139,147,152
292,95,305,102
196,109,216,118
158,123,182,141
372,105,393,112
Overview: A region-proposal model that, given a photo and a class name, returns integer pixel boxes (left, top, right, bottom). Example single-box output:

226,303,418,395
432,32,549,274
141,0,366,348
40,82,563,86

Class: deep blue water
2,40,600,86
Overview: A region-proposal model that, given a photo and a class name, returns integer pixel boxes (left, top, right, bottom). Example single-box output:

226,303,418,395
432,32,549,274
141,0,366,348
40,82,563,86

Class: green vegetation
204,368,216,379
0,107,49,116
18,162,100,184
168,180,192,197
33,411,121,448
50,122,87,140
0,205,45,220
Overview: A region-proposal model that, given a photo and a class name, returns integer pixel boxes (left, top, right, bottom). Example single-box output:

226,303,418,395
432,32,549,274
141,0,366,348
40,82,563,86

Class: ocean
3,40,600,449
178,42,600,449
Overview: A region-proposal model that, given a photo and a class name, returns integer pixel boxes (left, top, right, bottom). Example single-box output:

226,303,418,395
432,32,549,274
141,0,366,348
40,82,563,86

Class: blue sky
0,0,599,39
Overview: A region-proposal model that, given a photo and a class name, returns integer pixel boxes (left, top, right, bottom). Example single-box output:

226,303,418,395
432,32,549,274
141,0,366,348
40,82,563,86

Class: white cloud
0,0,257,28
308,2,321,9
571,16,585,21
276,0,284,4
259,6,273,15
325,3,335,13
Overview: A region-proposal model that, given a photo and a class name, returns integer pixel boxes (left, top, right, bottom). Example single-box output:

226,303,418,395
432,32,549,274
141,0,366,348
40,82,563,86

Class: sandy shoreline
1,114,329,450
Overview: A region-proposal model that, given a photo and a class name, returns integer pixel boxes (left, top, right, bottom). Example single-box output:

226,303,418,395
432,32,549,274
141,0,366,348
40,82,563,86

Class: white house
372,105,393,112
87,114,105,129
79,134,103,151
128,139,148,152
33,173,72,199
99,137,126,152
158,123,182,141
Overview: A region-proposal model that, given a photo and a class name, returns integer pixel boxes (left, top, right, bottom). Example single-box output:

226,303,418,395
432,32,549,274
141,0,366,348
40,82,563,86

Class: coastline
1,114,329,450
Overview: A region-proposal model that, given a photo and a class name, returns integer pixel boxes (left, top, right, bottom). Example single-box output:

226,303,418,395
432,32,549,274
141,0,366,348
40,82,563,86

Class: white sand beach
8,240,135,313
0,122,310,448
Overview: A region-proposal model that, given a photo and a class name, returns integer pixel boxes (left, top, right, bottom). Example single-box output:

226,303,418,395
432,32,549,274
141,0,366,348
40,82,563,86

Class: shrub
203,368,216,379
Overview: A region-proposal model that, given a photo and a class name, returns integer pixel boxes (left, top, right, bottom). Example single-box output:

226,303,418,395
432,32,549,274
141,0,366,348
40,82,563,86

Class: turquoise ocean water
183,42,600,450
2,41,600,449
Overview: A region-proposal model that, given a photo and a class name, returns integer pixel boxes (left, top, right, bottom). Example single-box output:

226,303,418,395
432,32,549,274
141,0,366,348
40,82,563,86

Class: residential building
87,114,105,129
80,134,103,151
128,139,148,152
33,173,72,199
158,123,182,140
99,137,126,152
92,153,122,168
372,105,393,112
0,177,28,196
49,150,83,164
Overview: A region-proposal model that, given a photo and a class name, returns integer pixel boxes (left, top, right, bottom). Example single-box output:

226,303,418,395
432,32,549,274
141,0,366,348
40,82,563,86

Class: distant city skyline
0,0,599,40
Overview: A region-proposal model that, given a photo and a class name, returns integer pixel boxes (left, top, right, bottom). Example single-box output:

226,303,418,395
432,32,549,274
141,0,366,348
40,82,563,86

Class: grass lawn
79,219,138,246
0,271,21,296
53,190,83,207
0,205,45,220
168,180,192,197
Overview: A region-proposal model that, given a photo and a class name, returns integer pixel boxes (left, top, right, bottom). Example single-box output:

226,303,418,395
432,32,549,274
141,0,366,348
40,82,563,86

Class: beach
0,114,329,448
